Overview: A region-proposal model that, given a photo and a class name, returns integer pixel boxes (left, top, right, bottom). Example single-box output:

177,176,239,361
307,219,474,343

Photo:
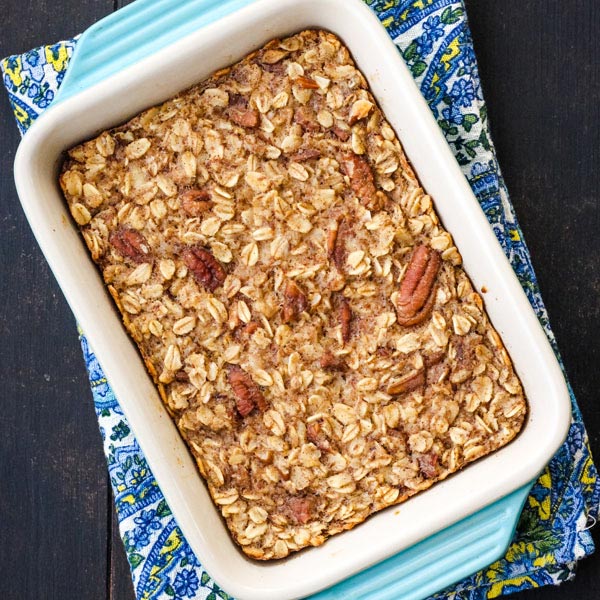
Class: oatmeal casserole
59,30,527,560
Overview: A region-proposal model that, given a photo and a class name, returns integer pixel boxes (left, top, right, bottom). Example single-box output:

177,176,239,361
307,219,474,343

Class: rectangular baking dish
13,0,571,598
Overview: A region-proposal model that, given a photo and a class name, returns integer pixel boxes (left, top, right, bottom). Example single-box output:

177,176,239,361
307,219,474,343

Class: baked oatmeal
60,30,527,560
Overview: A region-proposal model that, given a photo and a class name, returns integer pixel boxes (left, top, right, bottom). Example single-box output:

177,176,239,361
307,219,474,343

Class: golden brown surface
60,30,527,560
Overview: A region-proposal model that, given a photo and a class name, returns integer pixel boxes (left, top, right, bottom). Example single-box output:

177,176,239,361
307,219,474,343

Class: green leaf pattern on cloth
2,1,598,598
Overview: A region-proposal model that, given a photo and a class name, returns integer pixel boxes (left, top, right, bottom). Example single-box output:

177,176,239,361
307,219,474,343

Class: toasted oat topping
60,30,527,560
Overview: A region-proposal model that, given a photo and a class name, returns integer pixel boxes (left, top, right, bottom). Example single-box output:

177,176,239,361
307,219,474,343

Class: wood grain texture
464,2,600,599
0,5,115,600
0,1,598,599
110,507,135,600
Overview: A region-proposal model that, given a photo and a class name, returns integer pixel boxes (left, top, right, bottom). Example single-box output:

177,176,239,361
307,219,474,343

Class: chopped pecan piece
376,346,393,358
228,365,267,417
229,93,246,106
320,350,346,371
332,126,351,142
232,320,259,340
181,189,213,216
109,227,152,263
387,369,425,395
396,245,441,326
232,391,254,418
327,217,347,270
339,297,352,344
453,333,482,369
293,107,320,132
290,147,322,162
282,280,308,323
306,421,331,452
418,452,439,478
228,94,259,128
294,76,319,89
287,496,315,524
243,321,259,336
182,246,226,292
260,61,286,74
340,154,378,207
230,107,259,128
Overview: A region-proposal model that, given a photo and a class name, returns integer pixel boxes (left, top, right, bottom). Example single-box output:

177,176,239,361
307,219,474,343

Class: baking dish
13,0,571,598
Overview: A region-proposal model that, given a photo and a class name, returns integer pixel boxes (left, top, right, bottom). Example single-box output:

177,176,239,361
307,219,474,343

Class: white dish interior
14,0,571,598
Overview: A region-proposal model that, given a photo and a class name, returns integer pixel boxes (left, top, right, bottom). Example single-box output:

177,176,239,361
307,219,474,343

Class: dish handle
55,0,257,103
309,483,532,600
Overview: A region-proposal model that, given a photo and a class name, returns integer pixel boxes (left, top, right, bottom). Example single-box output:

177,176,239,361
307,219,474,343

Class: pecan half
294,76,319,89
182,246,226,292
386,369,425,395
339,297,352,344
227,365,267,417
327,217,346,270
396,245,441,326
181,189,213,216
228,94,259,128
340,154,378,207
320,350,346,371
418,452,439,478
109,227,152,263
282,280,308,323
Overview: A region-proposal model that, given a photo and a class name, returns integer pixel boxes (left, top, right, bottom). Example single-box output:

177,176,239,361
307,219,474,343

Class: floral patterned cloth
2,1,599,599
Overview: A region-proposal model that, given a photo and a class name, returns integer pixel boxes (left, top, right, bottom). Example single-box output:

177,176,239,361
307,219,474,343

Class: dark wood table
1,1,598,598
